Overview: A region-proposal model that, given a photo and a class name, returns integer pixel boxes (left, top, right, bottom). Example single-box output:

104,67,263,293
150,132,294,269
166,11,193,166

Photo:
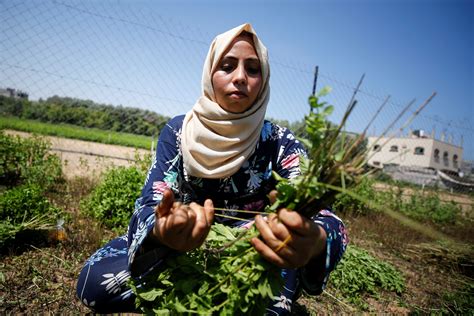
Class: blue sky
157,0,473,128
1,0,473,158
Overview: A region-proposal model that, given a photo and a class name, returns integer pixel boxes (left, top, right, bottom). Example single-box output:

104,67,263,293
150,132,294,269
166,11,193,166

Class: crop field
0,124,473,314
0,116,152,149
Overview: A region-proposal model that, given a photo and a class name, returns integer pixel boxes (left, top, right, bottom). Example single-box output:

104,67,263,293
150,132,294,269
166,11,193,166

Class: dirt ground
5,130,151,179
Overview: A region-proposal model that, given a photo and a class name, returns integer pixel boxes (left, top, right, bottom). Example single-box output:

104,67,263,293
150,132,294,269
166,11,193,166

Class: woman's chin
219,101,252,113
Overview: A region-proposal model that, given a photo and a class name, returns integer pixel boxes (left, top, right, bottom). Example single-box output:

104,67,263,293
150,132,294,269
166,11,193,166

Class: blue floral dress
76,115,349,314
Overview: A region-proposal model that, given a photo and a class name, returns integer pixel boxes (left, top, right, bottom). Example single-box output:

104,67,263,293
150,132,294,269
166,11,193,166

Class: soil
4,130,150,179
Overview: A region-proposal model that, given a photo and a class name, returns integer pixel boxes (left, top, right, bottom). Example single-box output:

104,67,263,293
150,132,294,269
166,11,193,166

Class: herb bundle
270,86,366,216
131,223,283,314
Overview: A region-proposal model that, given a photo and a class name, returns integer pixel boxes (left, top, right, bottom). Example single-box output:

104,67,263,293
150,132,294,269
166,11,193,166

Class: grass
0,116,153,149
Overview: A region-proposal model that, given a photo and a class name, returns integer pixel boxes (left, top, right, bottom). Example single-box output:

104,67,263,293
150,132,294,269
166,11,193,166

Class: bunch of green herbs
131,223,282,315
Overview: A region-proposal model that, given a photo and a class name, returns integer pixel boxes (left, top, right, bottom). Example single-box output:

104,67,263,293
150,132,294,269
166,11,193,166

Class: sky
1,0,473,159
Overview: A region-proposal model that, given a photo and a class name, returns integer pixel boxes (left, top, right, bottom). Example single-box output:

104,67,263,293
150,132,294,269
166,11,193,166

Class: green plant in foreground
0,184,61,246
81,166,146,231
132,223,282,315
329,245,405,309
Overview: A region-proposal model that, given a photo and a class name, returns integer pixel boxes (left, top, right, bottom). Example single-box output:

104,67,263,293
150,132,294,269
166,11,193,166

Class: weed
397,191,460,224
80,166,145,231
0,184,62,247
334,177,379,215
0,131,63,189
328,245,405,309
440,282,474,314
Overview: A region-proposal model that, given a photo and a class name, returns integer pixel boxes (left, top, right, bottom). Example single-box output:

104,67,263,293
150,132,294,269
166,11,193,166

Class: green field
0,116,154,149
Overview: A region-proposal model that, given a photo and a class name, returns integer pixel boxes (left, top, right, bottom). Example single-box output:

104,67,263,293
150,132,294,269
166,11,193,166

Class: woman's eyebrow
221,55,259,62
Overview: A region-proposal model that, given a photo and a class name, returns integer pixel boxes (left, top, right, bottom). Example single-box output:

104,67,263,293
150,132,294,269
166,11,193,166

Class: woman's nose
233,64,247,85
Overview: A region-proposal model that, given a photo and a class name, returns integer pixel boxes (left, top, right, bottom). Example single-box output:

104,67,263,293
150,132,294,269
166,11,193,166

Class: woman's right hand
151,188,214,252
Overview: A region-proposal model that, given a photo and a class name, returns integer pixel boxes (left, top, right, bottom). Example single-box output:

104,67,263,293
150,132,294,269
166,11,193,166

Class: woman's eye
220,63,234,72
246,66,260,75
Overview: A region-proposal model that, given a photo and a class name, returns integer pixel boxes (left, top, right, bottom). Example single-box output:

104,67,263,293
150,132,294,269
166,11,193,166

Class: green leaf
308,95,319,109
334,150,344,162
138,288,165,301
323,105,334,116
317,85,332,97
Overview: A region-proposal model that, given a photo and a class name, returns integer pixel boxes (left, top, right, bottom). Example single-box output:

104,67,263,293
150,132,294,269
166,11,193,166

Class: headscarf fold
181,23,270,179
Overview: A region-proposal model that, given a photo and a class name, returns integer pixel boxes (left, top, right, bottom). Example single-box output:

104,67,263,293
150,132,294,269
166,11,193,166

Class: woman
77,23,348,315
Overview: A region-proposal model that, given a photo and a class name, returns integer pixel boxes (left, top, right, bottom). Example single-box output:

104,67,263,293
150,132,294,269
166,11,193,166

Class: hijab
181,23,270,179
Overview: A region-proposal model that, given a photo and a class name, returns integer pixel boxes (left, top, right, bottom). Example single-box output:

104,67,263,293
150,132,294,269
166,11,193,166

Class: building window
414,147,424,155
373,145,381,152
443,151,449,167
434,149,440,163
453,154,458,169
389,145,398,152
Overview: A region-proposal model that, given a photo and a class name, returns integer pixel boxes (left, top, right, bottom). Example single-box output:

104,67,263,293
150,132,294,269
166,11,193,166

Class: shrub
81,166,145,231
329,245,405,309
333,177,379,215
0,184,61,246
0,131,63,189
398,191,460,224
334,177,461,225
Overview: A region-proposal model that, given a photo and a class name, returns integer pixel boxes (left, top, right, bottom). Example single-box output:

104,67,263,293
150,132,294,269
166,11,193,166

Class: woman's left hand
251,204,327,269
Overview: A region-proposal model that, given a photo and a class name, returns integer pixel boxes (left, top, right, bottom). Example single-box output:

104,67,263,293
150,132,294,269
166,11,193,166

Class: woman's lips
228,91,247,99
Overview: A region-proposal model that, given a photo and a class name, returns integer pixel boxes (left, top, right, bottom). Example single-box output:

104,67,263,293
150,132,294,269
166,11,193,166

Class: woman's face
212,35,262,113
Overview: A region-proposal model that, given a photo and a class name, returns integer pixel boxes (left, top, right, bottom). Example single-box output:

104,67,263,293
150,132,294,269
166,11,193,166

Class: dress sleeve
273,123,349,295
127,116,183,277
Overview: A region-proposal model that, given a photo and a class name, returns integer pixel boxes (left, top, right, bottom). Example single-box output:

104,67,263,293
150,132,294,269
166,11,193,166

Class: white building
0,87,28,100
367,130,463,172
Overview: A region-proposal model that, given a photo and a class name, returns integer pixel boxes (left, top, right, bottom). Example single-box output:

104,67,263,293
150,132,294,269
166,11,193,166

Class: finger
204,199,214,225
251,237,291,268
165,208,196,250
189,202,211,241
153,210,186,248
268,190,278,204
267,213,291,241
164,207,191,233
277,208,315,236
157,188,175,217
254,215,281,249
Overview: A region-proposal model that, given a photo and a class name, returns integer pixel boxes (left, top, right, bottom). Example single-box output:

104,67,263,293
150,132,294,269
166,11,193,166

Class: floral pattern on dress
101,270,131,295
85,246,128,266
272,295,292,311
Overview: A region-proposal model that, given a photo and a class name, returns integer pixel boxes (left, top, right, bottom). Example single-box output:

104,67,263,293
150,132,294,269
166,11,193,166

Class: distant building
0,87,28,100
460,160,473,176
367,129,463,173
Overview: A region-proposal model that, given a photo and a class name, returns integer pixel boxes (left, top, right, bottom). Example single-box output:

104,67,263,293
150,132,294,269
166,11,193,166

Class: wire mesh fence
1,0,473,197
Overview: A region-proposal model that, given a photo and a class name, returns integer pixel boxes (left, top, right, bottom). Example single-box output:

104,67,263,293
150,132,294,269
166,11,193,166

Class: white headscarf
181,23,270,179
